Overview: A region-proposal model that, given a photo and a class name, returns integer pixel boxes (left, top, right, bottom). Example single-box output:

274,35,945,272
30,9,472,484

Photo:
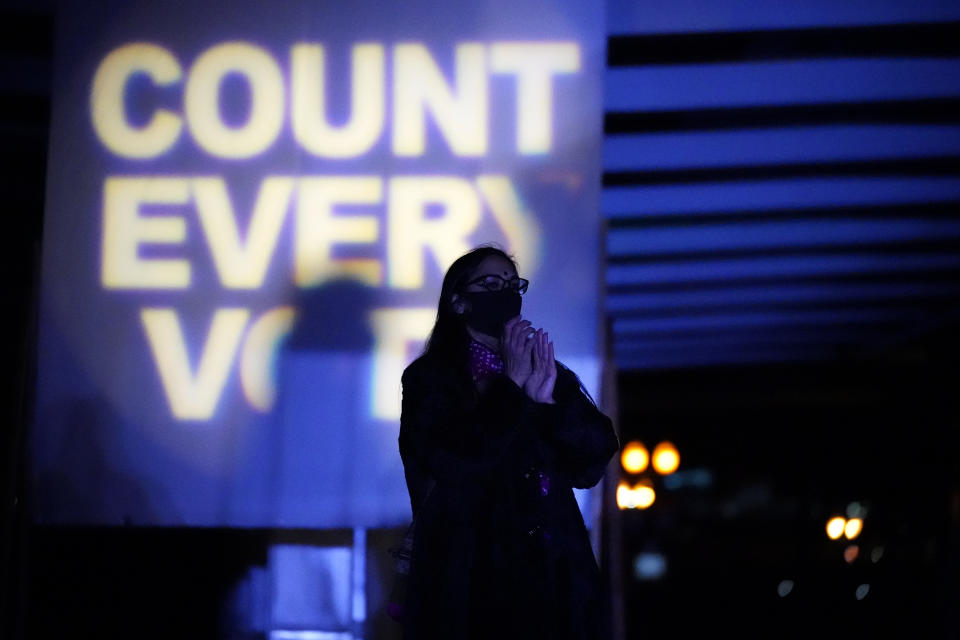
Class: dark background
2,2,959,639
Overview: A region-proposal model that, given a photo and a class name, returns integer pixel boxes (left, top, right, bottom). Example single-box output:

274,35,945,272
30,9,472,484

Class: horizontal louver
603,11,960,369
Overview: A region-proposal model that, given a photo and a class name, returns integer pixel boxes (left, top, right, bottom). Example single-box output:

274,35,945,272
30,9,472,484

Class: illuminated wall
32,0,605,527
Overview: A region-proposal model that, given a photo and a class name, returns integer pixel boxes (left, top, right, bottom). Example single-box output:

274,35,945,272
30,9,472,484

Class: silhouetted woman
398,246,620,640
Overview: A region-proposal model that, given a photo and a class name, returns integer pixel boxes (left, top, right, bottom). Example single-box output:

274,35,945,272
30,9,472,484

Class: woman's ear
451,293,467,315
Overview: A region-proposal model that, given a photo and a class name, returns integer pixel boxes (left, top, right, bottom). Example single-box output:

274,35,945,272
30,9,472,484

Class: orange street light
651,441,680,475
621,441,649,474
616,479,656,510
826,516,846,540
844,518,863,540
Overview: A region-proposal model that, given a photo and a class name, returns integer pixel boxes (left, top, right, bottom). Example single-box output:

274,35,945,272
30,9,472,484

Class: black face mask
460,289,522,337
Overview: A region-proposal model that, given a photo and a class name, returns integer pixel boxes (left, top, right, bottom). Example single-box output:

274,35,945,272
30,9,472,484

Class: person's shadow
242,278,395,637
286,278,377,353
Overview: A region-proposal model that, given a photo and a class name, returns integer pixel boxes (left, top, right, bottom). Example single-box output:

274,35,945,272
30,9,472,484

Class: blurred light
662,467,713,490
616,481,636,509
635,483,656,509
871,546,884,563
844,544,859,564
777,580,794,597
826,516,846,540
651,441,680,475
844,517,863,540
846,501,866,519
616,480,656,510
855,584,870,601
633,552,667,581
272,632,353,640
621,441,649,474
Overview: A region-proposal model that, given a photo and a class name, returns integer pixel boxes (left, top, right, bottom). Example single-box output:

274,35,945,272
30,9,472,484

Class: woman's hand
524,329,556,404
501,315,534,388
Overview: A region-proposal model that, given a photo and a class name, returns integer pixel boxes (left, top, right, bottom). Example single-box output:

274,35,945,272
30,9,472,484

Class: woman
398,246,620,640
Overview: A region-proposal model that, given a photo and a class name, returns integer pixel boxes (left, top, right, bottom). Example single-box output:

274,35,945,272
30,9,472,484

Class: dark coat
398,353,621,640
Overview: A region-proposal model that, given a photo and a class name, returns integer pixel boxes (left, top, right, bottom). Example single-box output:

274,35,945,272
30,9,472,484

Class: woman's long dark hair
420,244,602,409
422,245,517,372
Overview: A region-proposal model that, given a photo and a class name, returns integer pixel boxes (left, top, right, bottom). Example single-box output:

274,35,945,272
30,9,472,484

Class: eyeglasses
464,274,529,294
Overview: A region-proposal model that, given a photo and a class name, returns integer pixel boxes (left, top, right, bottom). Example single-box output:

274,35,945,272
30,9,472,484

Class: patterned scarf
468,339,503,382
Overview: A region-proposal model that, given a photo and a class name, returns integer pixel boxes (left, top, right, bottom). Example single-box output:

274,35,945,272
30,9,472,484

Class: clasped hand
502,316,556,404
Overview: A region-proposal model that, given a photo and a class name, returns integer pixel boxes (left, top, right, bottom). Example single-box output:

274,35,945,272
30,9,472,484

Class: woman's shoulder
402,352,457,386
402,354,474,408
403,353,437,378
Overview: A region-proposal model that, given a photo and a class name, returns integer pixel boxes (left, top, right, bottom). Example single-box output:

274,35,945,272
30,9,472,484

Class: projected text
92,41,580,159
91,39,579,421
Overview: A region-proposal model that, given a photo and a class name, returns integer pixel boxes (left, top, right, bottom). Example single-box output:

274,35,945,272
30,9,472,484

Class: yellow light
844,517,863,540
616,480,656,510
826,516,846,540
621,441,649,474
635,484,656,509
651,441,680,475
616,481,637,510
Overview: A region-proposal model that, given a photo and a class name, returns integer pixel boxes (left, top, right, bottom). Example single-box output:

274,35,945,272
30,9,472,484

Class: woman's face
464,255,519,293
454,254,523,339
